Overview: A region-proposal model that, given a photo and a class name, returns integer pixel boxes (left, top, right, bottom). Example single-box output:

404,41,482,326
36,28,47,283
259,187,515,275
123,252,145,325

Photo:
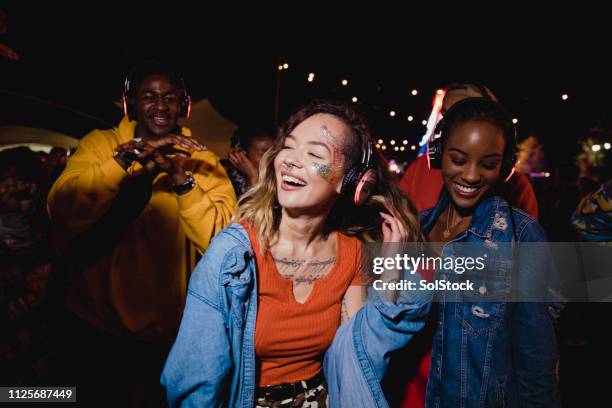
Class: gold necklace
443,205,463,240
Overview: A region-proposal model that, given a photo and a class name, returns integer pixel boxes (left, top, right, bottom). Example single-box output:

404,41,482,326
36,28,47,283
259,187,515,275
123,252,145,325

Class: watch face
174,176,195,194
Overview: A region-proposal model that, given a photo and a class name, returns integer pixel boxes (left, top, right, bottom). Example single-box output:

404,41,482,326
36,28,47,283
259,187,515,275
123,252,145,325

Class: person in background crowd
46,61,236,407
399,83,539,220
1,146,54,386
46,147,67,180
221,124,275,198
568,152,612,406
571,158,612,242
37,147,68,211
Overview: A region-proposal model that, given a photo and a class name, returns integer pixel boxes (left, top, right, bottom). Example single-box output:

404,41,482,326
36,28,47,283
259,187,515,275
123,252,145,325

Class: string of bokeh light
592,143,611,152
276,64,579,159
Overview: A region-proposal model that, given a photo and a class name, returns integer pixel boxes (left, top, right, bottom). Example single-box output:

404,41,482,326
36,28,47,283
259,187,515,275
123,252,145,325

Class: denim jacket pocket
453,271,510,336
221,250,254,328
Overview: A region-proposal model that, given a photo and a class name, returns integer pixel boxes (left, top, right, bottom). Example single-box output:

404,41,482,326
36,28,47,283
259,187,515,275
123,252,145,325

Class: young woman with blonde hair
161,100,430,407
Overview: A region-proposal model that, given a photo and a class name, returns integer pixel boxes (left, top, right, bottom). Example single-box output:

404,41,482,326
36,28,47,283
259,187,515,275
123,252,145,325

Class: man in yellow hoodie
47,62,237,405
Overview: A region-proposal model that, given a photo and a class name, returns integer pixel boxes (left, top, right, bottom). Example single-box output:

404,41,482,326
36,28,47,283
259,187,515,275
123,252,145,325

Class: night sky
2,2,611,168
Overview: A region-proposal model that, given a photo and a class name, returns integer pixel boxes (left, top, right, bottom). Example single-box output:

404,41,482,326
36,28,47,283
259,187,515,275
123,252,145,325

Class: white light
544,172,551,177
604,143,611,150
512,118,518,124
377,139,384,144
389,110,396,117
390,140,396,145
278,65,283,70
382,145,387,150
400,146,405,151
421,120,427,126
341,79,348,86
394,146,399,151
307,73,315,82
436,89,444,95
592,144,601,152
561,94,569,101
352,96,358,103
411,145,416,151
411,89,418,96
283,63,289,69
402,140,408,145
388,161,400,174
307,77,314,82
407,115,414,122
308,72,315,77
376,144,381,149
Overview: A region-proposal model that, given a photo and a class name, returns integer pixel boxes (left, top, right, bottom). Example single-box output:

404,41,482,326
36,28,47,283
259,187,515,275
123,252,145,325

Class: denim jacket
420,192,561,408
161,223,431,408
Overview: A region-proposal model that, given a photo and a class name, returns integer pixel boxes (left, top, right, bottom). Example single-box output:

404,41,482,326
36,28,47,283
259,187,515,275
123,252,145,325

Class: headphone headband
361,137,373,167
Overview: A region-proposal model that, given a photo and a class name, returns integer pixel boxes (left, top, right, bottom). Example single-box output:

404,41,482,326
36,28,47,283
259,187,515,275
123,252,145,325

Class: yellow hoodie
47,117,237,340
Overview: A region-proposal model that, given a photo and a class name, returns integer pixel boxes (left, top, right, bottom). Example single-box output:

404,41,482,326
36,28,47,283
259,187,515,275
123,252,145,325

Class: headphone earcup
353,168,377,205
341,166,377,206
501,125,518,182
501,149,518,182
427,138,443,169
122,94,129,118
341,166,361,199
180,94,192,118
427,118,446,169
123,93,137,120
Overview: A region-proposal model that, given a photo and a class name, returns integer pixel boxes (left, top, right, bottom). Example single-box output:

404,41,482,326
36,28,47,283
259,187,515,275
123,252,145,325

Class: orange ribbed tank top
243,224,362,386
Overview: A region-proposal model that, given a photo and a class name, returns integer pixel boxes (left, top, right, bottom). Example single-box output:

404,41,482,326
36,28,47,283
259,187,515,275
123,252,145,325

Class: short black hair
440,97,515,152
126,61,186,96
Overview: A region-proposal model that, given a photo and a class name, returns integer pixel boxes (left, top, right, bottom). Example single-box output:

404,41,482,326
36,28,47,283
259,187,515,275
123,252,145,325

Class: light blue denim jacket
420,192,561,408
161,223,431,408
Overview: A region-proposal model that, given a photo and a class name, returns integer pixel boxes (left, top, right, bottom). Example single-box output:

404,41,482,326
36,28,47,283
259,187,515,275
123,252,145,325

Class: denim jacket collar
420,190,507,240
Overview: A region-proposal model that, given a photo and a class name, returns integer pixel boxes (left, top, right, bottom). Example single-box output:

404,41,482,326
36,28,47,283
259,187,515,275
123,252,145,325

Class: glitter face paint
312,162,334,182
313,125,343,183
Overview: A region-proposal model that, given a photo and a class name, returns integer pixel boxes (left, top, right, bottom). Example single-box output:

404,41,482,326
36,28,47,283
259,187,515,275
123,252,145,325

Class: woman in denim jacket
408,97,560,407
161,101,430,407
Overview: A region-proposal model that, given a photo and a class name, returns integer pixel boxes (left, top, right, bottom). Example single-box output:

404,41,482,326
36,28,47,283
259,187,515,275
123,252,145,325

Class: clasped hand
115,134,206,182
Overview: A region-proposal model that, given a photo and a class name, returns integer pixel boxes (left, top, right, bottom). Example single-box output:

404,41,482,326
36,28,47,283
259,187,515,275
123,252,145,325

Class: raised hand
380,211,407,243
228,148,258,185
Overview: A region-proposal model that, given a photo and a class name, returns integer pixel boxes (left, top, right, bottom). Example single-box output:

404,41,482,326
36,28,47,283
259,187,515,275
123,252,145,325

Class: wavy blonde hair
233,100,421,249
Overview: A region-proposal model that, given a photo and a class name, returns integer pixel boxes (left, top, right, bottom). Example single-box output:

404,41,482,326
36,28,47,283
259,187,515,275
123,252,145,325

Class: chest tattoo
272,256,335,284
